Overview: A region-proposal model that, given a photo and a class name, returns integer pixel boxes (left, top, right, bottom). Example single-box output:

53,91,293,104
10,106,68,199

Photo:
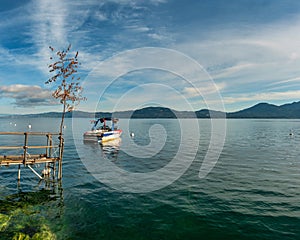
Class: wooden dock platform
0,132,63,181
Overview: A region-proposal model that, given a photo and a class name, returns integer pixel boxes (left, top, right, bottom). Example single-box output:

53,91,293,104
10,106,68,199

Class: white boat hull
83,129,122,143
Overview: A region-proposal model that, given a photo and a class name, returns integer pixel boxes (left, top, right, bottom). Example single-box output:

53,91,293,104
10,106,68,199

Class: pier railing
0,132,64,180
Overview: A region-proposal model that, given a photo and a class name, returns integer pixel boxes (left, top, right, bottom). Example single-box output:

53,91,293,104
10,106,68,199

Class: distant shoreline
2,101,300,119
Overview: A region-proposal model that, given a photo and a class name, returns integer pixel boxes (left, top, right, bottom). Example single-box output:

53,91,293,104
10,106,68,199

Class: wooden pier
0,132,64,181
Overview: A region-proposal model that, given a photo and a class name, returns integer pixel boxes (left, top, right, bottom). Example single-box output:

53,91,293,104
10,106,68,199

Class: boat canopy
100,117,111,123
92,118,119,130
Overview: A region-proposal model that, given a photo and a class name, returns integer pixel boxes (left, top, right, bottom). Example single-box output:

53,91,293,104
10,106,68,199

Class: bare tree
45,44,86,135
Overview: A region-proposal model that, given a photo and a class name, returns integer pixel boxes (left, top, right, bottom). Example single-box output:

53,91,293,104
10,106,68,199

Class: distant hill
114,107,179,118
195,109,226,118
2,101,300,119
227,101,300,118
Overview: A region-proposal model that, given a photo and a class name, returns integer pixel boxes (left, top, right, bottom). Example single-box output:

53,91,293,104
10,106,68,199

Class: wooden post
49,134,53,157
23,132,28,165
18,164,21,181
58,133,64,180
46,134,49,157
46,134,51,179
53,161,56,180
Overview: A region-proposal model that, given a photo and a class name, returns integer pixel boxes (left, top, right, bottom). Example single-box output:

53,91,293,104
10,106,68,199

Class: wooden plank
0,154,47,160
0,132,26,135
0,145,59,150
27,145,60,149
0,157,60,166
0,146,23,150
0,132,60,135
25,132,60,136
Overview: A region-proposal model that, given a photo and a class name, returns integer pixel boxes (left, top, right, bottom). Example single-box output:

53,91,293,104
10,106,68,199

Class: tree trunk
58,99,66,180
60,100,66,135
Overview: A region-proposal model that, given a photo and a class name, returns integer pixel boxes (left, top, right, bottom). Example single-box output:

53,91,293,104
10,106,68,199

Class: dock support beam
58,133,64,180
28,165,43,180
18,164,21,181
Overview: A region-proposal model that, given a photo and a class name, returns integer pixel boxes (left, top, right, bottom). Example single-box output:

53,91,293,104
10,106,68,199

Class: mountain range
3,101,300,119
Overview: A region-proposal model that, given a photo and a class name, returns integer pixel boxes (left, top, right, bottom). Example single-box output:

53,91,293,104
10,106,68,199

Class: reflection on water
101,138,121,162
83,138,121,162
83,138,122,161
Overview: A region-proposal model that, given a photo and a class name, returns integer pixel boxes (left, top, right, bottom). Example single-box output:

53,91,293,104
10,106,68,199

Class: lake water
0,118,300,239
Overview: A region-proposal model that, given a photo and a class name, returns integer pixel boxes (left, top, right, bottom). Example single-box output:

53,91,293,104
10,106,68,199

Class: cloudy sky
1,0,300,114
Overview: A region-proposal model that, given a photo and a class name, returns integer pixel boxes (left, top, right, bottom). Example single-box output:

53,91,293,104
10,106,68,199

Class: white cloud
224,90,300,104
148,33,165,40
94,83,199,112
174,15,300,107
0,84,55,107
211,62,259,80
268,76,300,87
183,82,226,97
28,0,68,72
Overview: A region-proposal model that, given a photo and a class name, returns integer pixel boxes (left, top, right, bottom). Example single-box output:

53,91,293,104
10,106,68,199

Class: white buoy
14,123,17,127
28,124,32,129
130,132,135,137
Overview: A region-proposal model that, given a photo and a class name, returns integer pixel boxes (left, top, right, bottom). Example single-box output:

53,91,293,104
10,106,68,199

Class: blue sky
1,0,300,114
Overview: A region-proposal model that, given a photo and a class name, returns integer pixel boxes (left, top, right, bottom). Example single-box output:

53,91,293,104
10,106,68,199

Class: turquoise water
0,118,300,239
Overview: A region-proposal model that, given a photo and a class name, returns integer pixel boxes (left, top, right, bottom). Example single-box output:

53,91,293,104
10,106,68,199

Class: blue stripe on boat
103,132,114,137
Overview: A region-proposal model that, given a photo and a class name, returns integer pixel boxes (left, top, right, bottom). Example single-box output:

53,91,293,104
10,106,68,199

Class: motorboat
83,118,122,143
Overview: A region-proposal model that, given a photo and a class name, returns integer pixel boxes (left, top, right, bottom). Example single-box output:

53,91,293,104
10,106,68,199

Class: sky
1,0,300,114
